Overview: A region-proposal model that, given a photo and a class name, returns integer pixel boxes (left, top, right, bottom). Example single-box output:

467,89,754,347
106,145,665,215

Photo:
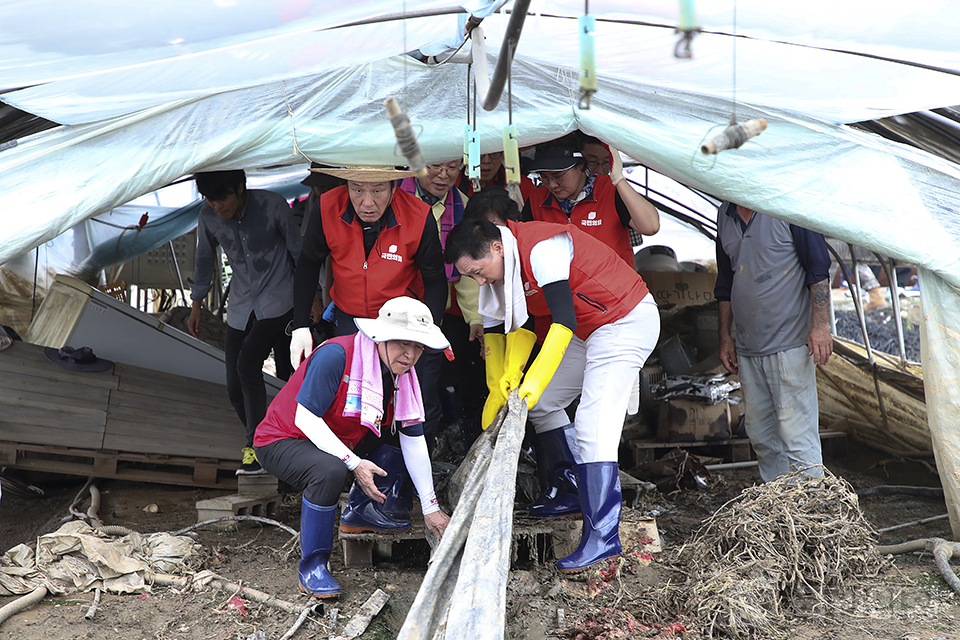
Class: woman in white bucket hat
254,296,450,599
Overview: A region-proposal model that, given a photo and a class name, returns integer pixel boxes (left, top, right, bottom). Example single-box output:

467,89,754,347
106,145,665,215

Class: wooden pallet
339,509,555,568
0,441,238,489
625,429,848,466
0,339,245,487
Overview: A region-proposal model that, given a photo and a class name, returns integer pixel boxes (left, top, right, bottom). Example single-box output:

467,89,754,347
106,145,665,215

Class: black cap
528,145,584,172
301,162,347,189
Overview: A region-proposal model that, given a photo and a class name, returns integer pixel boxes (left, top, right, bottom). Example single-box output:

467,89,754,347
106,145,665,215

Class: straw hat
310,165,413,182
354,297,449,351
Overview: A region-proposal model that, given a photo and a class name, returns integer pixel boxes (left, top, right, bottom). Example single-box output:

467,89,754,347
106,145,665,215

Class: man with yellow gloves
444,212,660,573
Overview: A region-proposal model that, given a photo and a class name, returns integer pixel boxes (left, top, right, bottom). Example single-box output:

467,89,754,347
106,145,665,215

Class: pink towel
344,332,425,435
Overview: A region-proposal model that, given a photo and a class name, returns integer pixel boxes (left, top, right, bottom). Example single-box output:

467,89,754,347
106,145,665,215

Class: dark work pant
273,330,293,381
441,312,485,445
415,349,443,456
225,309,292,448
256,431,399,506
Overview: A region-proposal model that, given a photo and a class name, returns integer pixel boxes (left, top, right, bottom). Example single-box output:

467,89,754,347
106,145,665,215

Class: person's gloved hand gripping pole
517,280,575,408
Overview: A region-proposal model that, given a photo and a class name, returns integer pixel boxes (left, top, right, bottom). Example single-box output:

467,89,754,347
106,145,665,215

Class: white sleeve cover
530,232,573,285
399,432,440,515
295,403,361,471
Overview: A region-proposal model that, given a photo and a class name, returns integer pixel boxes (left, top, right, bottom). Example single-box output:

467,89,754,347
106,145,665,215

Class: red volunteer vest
254,336,393,452
507,220,649,340
322,186,431,318
528,174,633,265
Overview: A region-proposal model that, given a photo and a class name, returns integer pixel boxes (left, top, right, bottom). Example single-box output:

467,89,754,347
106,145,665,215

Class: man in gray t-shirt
189,169,302,476
714,201,832,481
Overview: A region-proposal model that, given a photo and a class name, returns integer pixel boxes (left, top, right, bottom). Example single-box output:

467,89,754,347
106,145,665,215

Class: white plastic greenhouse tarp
1,0,960,535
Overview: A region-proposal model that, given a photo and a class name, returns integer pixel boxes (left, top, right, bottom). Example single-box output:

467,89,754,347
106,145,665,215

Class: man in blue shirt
189,170,302,475
714,201,832,482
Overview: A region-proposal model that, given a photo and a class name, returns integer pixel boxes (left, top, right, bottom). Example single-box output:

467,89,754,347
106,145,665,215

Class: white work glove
290,327,313,371
609,147,625,186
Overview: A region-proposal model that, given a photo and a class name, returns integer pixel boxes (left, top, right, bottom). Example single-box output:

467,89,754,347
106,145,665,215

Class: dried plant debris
665,468,888,639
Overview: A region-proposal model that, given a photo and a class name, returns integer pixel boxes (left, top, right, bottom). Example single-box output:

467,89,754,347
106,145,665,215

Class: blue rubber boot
555,462,623,573
339,445,412,534
380,450,414,521
298,496,342,598
527,426,581,519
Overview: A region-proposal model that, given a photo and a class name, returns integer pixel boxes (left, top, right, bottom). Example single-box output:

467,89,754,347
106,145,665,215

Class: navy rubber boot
380,449,414,521
527,426,581,518
555,462,623,573
339,445,412,534
298,496,342,598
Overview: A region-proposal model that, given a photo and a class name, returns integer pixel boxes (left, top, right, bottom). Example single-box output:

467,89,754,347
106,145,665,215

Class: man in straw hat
256,296,451,598
444,216,660,574
290,166,447,452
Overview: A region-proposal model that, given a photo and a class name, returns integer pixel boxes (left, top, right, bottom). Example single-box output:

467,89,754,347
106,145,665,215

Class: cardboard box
657,398,732,442
641,272,717,309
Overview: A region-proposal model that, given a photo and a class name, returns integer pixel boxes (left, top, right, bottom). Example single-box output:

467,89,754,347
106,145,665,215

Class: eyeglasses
538,168,572,186
427,163,462,176
586,159,611,173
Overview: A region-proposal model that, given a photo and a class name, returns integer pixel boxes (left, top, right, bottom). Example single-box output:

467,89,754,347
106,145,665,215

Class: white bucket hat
354,297,449,351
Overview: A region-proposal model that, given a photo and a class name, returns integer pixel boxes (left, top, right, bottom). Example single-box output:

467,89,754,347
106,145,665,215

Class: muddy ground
2,292,951,639
1,442,957,640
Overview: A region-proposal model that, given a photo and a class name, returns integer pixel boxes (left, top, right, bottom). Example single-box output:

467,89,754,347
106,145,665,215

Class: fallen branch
875,537,960,595
171,515,298,537
280,604,323,640
148,572,302,615
331,589,389,640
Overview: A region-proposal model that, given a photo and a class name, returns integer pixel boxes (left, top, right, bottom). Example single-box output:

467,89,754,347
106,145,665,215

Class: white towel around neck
478,225,528,333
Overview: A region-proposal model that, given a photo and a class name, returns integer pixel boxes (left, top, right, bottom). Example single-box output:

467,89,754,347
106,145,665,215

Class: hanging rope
279,80,312,164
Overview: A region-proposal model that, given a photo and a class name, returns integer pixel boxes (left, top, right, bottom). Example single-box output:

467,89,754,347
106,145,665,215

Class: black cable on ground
857,485,944,498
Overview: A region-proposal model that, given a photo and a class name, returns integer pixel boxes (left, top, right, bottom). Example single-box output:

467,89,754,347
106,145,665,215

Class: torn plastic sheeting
0,0,502,93
577,85,960,292
1,16,462,126
0,57,572,267
0,521,201,597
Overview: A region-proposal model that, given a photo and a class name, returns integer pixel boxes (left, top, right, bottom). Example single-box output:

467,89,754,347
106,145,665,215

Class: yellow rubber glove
518,324,573,409
481,333,507,430
499,328,537,397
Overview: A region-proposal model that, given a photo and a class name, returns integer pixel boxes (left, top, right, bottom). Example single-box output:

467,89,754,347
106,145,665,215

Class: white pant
528,295,660,463
738,346,823,482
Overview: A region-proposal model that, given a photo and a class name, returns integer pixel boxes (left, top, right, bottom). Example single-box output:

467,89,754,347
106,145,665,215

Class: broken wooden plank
331,588,389,640
817,350,930,454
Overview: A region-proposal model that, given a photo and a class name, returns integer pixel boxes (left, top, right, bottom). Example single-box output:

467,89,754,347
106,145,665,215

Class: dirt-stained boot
339,444,412,534
863,287,889,312
556,462,623,573
527,425,581,519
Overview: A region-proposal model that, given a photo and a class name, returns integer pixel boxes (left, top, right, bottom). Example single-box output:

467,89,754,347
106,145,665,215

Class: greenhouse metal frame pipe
481,0,532,111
